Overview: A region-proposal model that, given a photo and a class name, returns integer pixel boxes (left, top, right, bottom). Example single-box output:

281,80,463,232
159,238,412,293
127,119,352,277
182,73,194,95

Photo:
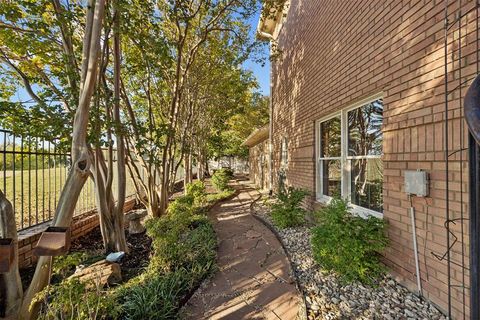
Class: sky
244,10,271,96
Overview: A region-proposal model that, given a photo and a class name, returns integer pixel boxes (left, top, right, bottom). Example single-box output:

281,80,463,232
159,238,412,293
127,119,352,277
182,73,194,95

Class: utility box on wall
404,170,429,197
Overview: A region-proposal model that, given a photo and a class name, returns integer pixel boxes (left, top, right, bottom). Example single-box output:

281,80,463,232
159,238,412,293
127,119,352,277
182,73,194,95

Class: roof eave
256,4,280,41
242,126,270,147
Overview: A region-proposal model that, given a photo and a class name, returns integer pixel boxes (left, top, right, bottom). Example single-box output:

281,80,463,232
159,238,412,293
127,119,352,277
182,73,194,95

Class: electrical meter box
404,170,429,197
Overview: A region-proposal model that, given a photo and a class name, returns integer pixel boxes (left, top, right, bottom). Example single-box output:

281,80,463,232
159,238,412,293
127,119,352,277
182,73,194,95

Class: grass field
0,167,137,230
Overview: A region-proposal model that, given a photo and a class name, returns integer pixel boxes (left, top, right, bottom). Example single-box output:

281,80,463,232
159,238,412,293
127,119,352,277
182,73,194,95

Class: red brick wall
248,139,270,190
18,198,136,269
272,0,474,318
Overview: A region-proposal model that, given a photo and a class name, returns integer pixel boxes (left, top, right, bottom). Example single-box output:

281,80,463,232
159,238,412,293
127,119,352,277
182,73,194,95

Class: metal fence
0,129,137,231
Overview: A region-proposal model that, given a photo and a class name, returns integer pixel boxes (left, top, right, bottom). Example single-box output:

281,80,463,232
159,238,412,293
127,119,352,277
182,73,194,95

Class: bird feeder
0,238,15,273
33,227,71,257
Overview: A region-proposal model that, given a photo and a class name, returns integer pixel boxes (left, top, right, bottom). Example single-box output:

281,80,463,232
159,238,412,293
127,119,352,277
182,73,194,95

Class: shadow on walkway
181,180,302,319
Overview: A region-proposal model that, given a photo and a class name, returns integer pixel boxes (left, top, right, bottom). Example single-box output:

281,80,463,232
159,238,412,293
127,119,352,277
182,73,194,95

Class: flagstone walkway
182,180,302,320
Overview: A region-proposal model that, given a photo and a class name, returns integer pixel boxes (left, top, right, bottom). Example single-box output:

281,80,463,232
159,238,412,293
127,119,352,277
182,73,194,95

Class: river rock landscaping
252,199,447,320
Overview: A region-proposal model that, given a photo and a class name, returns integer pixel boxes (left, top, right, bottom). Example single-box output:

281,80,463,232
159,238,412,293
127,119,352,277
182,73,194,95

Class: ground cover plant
270,187,309,229
29,181,228,319
118,212,216,319
311,198,388,285
206,188,236,204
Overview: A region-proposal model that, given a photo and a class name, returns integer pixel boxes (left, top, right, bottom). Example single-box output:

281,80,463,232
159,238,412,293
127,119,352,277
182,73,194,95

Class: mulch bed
20,225,152,290
71,226,152,280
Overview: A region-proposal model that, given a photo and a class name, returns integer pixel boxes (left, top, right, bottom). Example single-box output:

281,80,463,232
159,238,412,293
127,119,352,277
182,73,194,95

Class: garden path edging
249,193,308,320
182,181,302,319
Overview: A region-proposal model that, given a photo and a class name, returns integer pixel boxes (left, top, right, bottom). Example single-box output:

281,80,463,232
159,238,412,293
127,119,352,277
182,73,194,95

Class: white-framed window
280,137,288,168
315,95,384,218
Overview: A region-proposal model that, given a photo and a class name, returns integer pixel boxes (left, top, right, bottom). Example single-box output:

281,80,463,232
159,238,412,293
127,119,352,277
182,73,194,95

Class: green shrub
186,180,207,207
145,213,216,273
311,198,388,285
167,195,195,216
270,187,309,228
206,188,235,204
220,167,234,178
168,181,208,216
120,270,189,320
118,209,217,319
211,168,231,191
52,252,88,278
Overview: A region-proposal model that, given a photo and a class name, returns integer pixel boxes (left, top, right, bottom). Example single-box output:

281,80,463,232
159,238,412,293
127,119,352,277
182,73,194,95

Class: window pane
321,159,341,197
320,117,341,157
348,99,383,156
350,158,383,212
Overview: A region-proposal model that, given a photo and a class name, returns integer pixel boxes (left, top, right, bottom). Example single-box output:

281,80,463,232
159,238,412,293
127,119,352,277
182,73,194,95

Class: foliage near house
311,199,388,285
209,94,270,159
270,187,308,228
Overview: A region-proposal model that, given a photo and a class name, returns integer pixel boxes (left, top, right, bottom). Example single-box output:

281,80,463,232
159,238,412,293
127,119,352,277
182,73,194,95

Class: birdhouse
33,227,71,257
0,238,15,273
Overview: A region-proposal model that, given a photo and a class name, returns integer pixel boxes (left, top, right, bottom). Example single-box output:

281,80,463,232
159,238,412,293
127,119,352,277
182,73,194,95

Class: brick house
256,0,480,318
243,125,270,190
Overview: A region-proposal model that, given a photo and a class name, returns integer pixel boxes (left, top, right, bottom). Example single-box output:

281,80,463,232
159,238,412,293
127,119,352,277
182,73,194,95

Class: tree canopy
0,1,269,317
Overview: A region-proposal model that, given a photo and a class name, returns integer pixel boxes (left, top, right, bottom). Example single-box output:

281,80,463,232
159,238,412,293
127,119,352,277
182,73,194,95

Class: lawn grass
0,167,137,230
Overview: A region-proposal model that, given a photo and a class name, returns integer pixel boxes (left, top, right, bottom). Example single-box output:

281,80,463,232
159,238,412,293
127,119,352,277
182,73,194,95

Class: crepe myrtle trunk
93,1,128,254
92,148,128,254
124,148,162,218
184,152,193,193
158,161,170,217
0,1,106,318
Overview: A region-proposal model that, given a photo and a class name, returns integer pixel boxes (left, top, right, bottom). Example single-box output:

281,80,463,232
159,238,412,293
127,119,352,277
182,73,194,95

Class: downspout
408,195,422,296
258,31,275,196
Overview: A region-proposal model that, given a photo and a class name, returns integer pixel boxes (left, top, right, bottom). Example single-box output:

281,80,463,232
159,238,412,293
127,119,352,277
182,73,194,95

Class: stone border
249,193,308,320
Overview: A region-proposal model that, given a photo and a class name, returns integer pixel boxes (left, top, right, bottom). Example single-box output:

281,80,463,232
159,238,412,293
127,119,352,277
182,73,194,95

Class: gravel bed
252,202,446,320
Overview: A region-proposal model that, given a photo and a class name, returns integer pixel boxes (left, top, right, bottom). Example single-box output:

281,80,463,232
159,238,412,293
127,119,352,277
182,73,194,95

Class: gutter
256,26,275,195
257,31,275,195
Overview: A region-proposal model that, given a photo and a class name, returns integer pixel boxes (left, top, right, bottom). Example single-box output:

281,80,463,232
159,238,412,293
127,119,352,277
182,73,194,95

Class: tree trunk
0,191,23,319
16,1,106,318
92,149,128,254
184,152,192,193
197,148,208,181
20,153,92,319
111,0,127,252
158,164,169,217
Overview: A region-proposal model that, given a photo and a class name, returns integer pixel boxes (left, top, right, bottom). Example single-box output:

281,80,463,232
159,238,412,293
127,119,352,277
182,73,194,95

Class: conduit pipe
408,195,422,296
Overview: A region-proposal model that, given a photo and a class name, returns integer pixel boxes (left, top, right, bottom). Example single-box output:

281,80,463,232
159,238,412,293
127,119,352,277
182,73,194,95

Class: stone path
182,181,302,320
